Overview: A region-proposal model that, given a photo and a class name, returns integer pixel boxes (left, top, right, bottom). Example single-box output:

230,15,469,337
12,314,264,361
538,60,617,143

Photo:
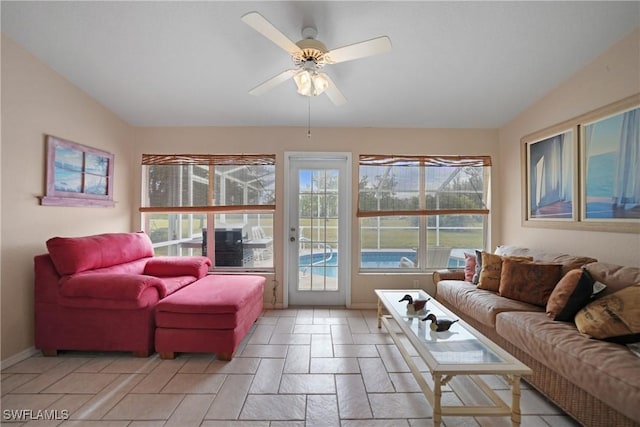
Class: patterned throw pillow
472,250,482,285
546,269,594,321
464,252,477,282
477,252,503,291
498,258,562,306
574,285,640,343
477,252,534,292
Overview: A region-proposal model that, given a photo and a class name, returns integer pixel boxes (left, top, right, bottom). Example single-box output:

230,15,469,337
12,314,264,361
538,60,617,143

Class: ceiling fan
241,11,392,106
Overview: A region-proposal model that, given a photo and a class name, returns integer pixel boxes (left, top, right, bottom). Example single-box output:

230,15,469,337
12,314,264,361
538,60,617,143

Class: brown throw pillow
477,252,533,292
546,269,594,321
574,285,640,343
499,259,562,306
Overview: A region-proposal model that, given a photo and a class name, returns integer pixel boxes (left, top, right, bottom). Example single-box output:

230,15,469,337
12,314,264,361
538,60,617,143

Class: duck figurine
421,313,459,332
399,294,430,315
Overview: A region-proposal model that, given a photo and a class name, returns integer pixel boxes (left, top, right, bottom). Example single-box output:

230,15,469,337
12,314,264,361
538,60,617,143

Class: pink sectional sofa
34,231,263,359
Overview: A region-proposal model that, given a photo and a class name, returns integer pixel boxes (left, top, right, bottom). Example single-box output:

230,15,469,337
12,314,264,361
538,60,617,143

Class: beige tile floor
1,309,580,427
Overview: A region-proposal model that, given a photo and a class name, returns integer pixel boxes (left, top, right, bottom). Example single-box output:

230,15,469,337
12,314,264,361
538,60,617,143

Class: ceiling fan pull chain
307,97,312,139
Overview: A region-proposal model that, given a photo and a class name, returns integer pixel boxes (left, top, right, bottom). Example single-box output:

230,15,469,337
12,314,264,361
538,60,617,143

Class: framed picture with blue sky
581,100,639,223
524,125,577,222
522,94,639,233
41,135,115,207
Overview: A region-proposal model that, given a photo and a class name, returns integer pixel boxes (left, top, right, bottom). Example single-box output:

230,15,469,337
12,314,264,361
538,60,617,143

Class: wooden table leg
377,298,383,328
511,375,522,427
433,374,442,427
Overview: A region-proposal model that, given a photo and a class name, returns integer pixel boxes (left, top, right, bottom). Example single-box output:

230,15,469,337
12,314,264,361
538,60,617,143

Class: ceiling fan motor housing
293,38,328,68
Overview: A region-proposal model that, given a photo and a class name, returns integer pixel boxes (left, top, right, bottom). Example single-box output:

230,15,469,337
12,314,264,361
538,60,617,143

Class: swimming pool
299,250,459,277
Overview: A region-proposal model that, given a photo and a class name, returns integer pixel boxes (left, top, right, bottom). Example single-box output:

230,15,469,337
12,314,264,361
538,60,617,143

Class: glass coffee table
375,289,532,427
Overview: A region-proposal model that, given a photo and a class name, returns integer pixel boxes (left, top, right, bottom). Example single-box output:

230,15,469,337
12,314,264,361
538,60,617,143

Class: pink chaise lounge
34,232,211,357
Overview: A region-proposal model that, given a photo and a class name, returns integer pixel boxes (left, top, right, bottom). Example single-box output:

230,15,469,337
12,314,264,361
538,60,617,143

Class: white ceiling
2,1,638,129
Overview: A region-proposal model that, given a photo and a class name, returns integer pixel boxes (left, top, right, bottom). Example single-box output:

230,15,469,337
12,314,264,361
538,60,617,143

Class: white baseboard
1,346,39,370
265,303,377,310
347,303,378,310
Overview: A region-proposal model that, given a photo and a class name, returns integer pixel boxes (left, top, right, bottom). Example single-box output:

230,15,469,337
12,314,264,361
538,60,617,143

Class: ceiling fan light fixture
294,70,329,97
293,70,312,96
311,73,329,96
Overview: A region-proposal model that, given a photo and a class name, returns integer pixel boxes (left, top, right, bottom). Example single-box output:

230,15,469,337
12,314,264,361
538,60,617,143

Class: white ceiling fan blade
326,36,392,64
322,74,347,106
249,69,297,96
241,12,302,56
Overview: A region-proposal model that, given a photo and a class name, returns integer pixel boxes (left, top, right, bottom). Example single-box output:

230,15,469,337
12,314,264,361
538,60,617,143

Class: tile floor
1,309,580,427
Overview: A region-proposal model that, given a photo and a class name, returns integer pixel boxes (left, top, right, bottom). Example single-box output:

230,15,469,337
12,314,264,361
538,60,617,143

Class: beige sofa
433,245,640,427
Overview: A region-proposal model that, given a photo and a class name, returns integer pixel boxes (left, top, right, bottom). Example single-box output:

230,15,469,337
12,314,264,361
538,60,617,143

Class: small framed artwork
580,98,639,229
41,135,115,207
523,122,578,224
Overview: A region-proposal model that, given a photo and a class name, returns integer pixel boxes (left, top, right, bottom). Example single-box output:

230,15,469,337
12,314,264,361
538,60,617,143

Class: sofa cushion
496,311,640,422
60,273,167,300
574,285,640,343
583,262,640,297
157,274,265,315
47,232,154,275
495,245,596,276
433,269,465,284
498,259,562,307
144,256,211,279
158,276,200,296
57,273,197,310
436,280,542,327
58,288,160,310
551,254,599,276
87,258,149,276
546,269,594,321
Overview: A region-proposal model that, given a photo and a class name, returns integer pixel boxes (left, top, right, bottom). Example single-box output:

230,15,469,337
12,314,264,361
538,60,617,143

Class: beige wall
133,127,500,307
498,28,640,267
0,35,135,361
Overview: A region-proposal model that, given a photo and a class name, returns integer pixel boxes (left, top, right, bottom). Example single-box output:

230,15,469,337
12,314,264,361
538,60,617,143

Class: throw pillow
574,285,640,344
477,253,534,292
472,250,482,285
546,269,594,321
464,252,477,282
498,259,562,306
628,343,640,358
592,281,607,297
477,252,503,291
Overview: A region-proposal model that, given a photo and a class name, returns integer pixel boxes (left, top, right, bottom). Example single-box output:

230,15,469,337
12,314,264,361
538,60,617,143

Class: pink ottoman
155,274,265,360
